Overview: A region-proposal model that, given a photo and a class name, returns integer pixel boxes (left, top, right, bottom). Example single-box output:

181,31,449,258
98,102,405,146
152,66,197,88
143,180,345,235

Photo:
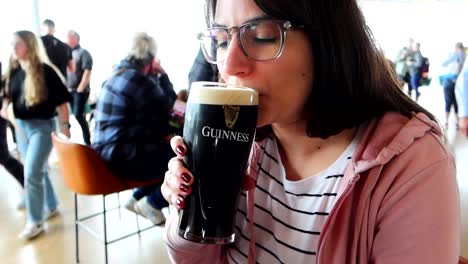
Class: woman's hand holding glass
162,136,194,210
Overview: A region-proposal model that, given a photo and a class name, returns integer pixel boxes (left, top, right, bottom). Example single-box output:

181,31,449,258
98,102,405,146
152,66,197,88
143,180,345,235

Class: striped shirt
227,135,359,264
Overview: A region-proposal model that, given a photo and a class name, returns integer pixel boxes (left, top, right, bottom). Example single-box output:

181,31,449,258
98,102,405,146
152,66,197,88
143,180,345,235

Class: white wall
1,0,467,95
360,1,468,77
0,0,39,64
1,0,206,96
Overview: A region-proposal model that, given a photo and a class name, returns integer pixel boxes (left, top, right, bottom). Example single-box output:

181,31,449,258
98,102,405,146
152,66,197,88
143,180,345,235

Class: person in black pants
188,48,218,90
71,90,90,143
0,116,24,188
40,19,74,79
0,61,24,190
66,30,92,145
443,78,459,128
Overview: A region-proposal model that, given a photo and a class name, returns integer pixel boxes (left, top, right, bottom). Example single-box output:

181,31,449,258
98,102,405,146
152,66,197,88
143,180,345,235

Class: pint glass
178,82,258,244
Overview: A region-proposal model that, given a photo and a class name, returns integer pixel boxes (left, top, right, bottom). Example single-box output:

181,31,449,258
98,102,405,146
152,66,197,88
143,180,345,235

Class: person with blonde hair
93,32,176,225
1,30,72,240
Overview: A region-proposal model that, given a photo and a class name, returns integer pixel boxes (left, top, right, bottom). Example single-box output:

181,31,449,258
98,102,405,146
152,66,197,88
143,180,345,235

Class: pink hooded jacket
164,112,460,263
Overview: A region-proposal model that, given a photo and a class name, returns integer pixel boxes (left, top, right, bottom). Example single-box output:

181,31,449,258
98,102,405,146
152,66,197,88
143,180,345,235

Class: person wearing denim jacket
442,42,466,128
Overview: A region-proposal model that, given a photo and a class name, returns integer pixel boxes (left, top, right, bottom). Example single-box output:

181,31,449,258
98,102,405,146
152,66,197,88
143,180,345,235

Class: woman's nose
222,34,253,78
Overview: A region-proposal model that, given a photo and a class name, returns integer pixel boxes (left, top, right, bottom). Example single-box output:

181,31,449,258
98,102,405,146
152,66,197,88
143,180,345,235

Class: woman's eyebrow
212,15,274,27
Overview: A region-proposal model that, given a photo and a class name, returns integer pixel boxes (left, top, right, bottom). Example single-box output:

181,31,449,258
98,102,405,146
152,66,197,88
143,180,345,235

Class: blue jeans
410,72,421,98
16,118,57,224
443,79,458,114
132,182,168,210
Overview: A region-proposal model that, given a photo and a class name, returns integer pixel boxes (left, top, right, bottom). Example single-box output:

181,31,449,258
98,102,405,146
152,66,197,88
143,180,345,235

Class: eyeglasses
197,19,302,64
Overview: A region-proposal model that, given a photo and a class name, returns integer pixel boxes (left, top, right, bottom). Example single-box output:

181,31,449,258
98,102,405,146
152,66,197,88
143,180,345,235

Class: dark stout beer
178,82,258,244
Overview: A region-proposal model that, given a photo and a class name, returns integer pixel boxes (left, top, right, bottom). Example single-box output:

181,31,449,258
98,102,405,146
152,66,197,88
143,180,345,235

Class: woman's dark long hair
206,0,435,139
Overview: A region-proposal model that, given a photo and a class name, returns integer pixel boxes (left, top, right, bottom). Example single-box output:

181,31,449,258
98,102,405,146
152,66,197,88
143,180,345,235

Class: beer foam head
189,82,258,105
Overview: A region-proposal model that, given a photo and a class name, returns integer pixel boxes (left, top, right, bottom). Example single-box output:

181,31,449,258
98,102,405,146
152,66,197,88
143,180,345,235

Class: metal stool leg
135,211,141,237
103,195,108,264
116,192,121,219
75,193,80,263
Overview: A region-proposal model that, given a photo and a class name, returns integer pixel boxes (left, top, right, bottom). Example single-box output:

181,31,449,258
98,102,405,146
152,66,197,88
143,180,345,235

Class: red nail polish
180,184,189,192
176,145,185,155
181,173,191,183
176,197,185,209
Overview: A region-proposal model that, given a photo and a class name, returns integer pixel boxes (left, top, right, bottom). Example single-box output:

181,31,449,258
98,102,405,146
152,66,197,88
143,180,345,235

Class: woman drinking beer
161,0,460,263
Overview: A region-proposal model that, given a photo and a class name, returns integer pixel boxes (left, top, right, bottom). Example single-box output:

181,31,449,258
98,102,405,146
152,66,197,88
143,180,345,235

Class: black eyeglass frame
197,19,304,64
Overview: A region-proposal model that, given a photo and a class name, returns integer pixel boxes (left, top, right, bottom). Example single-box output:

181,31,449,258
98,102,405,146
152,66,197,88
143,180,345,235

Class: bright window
1,0,467,94
1,0,205,96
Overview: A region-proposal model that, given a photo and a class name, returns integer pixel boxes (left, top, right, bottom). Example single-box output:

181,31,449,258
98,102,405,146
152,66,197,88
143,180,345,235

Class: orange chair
51,133,162,264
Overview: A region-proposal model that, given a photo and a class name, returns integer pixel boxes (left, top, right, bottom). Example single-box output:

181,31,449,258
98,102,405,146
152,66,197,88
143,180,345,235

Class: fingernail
180,184,190,192
176,145,186,155
176,197,185,209
181,173,191,183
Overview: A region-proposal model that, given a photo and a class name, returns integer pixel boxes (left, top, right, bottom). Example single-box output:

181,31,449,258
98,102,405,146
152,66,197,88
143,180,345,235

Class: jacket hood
352,112,441,174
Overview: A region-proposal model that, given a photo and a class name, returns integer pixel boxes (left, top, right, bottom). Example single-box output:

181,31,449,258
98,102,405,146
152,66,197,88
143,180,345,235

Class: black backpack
420,57,431,86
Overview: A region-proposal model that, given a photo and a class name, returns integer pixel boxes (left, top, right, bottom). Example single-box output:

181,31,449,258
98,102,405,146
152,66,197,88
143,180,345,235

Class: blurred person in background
407,42,424,101
441,42,466,129
40,19,75,78
168,89,188,136
2,30,71,240
66,30,92,145
0,61,25,199
93,32,176,225
456,52,468,136
188,47,218,90
395,46,411,90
